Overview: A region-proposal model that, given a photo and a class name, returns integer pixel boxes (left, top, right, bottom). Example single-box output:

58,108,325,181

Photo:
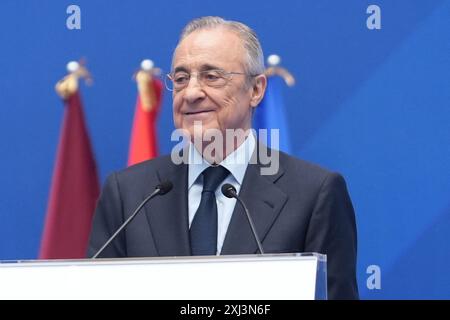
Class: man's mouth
184,110,214,115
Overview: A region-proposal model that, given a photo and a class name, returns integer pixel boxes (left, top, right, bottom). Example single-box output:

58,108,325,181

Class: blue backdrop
0,0,449,299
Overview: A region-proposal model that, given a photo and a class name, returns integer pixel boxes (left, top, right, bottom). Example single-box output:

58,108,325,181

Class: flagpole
133,59,161,112
128,59,164,166
55,60,92,99
264,54,296,86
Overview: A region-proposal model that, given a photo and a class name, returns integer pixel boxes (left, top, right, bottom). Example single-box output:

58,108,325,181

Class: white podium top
0,253,326,300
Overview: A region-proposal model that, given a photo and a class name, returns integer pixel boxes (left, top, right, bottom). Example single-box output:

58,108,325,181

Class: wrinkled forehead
172,28,246,72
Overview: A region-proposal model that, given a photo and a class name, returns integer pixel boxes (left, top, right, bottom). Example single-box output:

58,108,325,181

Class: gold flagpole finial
264,54,296,87
55,59,93,99
134,59,162,112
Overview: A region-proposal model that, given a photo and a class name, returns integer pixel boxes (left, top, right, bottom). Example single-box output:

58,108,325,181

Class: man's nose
182,75,206,104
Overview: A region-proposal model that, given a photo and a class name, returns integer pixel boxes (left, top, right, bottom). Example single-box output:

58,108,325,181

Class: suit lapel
221,149,288,255
142,144,287,256
143,159,191,256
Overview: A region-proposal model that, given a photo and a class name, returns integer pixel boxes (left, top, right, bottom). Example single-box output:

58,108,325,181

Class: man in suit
88,16,359,299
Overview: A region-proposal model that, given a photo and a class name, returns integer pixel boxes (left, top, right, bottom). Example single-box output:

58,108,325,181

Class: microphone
91,181,173,259
221,183,265,254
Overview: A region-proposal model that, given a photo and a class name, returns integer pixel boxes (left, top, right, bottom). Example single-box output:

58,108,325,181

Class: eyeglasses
165,69,252,92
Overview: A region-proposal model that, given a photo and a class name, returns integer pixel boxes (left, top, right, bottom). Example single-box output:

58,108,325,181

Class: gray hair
175,16,265,76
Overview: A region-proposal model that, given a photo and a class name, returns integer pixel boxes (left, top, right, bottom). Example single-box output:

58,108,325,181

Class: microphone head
156,181,173,195
221,183,237,198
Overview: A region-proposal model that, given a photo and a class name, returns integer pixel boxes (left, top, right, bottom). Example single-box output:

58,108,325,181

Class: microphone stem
91,187,161,259
235,195,265,255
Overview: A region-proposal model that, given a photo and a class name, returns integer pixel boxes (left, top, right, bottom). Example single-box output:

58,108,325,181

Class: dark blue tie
190,166,230,255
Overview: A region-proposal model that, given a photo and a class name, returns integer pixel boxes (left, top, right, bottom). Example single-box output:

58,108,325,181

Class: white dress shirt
187,133,256,255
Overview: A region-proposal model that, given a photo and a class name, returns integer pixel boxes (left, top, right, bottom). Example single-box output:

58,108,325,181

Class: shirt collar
188,132,256,188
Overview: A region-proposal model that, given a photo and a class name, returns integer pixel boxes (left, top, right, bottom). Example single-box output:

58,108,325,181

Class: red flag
127,71,163,166
40,88,100,259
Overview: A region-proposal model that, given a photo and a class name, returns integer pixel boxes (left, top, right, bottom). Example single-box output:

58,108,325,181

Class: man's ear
250,74,267,107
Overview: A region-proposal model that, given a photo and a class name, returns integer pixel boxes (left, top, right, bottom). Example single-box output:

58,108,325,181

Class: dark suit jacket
87,147,359,299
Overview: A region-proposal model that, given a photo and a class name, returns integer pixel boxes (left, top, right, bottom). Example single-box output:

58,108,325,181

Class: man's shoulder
256,141,333,179
278,150,331,176
279,151,332,172
270,150,351,204
276,150,343,188
113,154,177,183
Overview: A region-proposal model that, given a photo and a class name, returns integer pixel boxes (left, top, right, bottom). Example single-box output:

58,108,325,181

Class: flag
40,66,100,259
253,75,292,153
127,68,163,166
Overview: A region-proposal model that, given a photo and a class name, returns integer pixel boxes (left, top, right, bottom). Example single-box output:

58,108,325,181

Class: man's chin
183,124,222,141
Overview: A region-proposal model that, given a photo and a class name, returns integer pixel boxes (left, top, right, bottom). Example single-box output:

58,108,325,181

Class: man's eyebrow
173,64,223,73
199,64,222,71
173,66,189,73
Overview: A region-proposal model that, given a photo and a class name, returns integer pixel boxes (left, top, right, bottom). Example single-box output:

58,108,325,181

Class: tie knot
202,166,229,193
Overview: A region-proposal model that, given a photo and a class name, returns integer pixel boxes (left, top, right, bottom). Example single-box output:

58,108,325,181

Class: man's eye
203,72,221,81
174,74,189,83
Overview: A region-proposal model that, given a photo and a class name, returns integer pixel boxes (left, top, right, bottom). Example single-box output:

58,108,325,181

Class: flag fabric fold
40,90,100,259
253,75,292,153
127,73,163,166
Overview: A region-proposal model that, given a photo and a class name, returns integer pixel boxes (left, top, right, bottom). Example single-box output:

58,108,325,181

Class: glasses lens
165,70,234,91
200,70,227,87
167,72,193,91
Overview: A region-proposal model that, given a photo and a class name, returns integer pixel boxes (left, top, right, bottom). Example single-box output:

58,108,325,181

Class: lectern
0,253,326,299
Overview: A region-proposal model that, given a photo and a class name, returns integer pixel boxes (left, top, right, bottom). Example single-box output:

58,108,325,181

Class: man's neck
193,130,251,164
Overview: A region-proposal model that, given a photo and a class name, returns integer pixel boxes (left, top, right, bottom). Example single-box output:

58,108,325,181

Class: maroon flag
40,68,99,259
